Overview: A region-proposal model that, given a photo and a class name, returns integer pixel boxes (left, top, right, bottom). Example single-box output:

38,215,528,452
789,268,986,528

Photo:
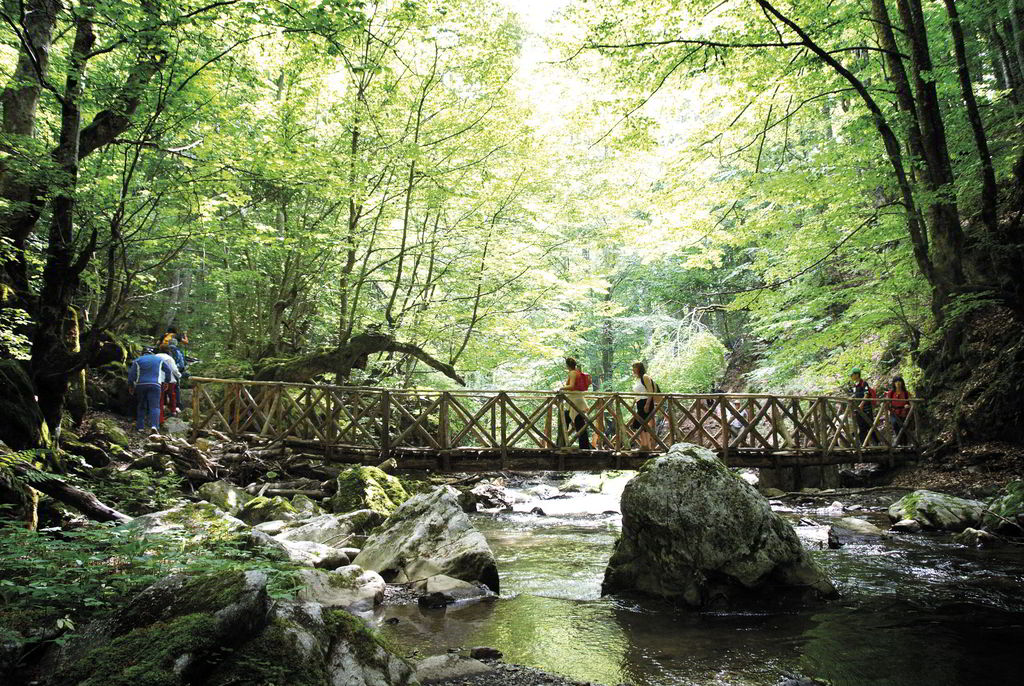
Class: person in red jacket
884,375,912,444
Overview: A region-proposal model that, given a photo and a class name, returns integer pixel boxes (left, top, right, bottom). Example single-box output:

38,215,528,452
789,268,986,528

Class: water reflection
377,494,1024,685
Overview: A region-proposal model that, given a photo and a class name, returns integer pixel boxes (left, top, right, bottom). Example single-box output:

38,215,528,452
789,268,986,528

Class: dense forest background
2,0,1023,451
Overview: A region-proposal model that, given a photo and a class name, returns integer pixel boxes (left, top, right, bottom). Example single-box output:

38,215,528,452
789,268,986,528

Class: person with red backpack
561,357,592,450
884,375,912,444
850,367,879,446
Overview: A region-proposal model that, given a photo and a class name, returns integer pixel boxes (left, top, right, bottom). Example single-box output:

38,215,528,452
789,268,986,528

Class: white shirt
156,353,180,383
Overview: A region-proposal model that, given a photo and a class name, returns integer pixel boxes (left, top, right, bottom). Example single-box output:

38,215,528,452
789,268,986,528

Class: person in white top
156,345,181,421
630,362,658,450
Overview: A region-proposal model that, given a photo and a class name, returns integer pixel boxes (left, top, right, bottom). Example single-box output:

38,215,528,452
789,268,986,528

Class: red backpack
865,386,879,406
575,370,591,391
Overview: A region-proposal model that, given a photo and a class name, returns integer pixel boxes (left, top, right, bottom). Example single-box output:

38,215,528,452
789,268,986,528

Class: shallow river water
375,481,1024,686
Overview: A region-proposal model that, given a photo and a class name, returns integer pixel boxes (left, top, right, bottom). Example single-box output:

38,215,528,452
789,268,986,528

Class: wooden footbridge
189,378,921,472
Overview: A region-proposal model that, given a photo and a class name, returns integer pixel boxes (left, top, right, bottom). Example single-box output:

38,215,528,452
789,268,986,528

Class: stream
375,476,1024,686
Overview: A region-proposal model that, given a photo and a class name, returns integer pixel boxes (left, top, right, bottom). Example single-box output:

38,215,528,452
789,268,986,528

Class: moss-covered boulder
353,486,499,592
208,601,415,686
51,570,415,686
238,495,298,525
887,490,984,532
197,480,254,515
601,443,836,607
53,570,271,686
330,466,409,517
276,511,383,547
291,493,326,519
130,501,247,536
981,480,1024,534
294,566,386,612
87,417,131,448
0,359,50,450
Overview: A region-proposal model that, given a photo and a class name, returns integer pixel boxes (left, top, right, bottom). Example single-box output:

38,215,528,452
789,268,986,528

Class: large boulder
601,443,836,607
353,486,499,592
887,490,984,532
197,480,254,515
981,480,1024,534
51,570,414,686
330,466,409,517
276,511,383,546
129,502,247,535
295,566,386,612
237,495,298,525
208,601,415,686
52,570,272,684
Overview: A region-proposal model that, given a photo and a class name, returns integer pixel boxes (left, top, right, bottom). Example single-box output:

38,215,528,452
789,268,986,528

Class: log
18,466,131,523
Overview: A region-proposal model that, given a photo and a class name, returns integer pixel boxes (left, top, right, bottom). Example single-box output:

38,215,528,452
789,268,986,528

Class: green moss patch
330,466,408,517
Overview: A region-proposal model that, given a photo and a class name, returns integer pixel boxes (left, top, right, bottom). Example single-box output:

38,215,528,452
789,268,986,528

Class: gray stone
526,484,560,499
887,490,983,532
601,443,836,607
237,495,298,525
129,501,246,535
953,527,1003,547
273,538,352,569
468,483,513,510
291,493,326,518
411,574,494,602
795,525,841,550
354,486,499,592
253,519,289,535
415,654,492,682
833,517,883,536
162,416,190,436
197,480,254,515
760,487,786,498
276,511,383,547
295,566,386,612
891,518,922,533
560,473,604,493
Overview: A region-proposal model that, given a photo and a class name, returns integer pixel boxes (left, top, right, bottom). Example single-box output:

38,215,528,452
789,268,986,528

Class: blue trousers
135,384,161,431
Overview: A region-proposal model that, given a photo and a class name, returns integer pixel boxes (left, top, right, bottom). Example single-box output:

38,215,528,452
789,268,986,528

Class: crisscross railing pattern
190,378,921,469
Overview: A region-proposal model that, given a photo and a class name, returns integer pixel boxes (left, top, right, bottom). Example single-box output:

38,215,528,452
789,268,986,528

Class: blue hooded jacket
130,353,174,387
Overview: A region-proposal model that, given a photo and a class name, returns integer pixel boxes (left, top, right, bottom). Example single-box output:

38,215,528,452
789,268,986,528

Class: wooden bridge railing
189,378,921,466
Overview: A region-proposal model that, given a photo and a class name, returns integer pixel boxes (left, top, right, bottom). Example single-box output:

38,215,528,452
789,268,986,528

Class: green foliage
66,468,183,517
0,450,59,487
0,523,299,653
647,328,728,393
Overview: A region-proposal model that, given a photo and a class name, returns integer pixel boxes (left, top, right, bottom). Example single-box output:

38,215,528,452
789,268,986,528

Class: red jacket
885,389,911,417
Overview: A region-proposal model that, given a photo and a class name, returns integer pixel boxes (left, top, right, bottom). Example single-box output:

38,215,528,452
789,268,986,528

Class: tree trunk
0,0,60,299
31,6,98,437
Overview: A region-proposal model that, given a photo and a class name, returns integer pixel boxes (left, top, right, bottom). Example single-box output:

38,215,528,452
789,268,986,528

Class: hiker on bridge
562,357,593,450
630,362,659,450
850,367,879,445
885,375,912,444
130,349,176,434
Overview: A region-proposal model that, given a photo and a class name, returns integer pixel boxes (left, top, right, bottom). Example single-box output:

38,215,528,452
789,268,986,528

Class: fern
0,449,60,487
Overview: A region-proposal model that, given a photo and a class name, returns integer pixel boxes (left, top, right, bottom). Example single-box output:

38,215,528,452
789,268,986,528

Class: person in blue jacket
130,350,175,433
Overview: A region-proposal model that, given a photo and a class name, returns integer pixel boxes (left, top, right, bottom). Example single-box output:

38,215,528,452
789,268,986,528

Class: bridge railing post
380,390,391,459
719,396,730,464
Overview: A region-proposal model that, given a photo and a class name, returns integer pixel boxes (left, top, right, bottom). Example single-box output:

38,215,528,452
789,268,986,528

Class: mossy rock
0,359,50,450
887,490,983,532
89,417,131,448
330,466,409,517
55,571,271,686
238,495,298,525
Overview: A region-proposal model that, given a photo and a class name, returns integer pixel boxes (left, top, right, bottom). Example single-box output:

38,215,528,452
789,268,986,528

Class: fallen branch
775,486,916,499
18,466,131,523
